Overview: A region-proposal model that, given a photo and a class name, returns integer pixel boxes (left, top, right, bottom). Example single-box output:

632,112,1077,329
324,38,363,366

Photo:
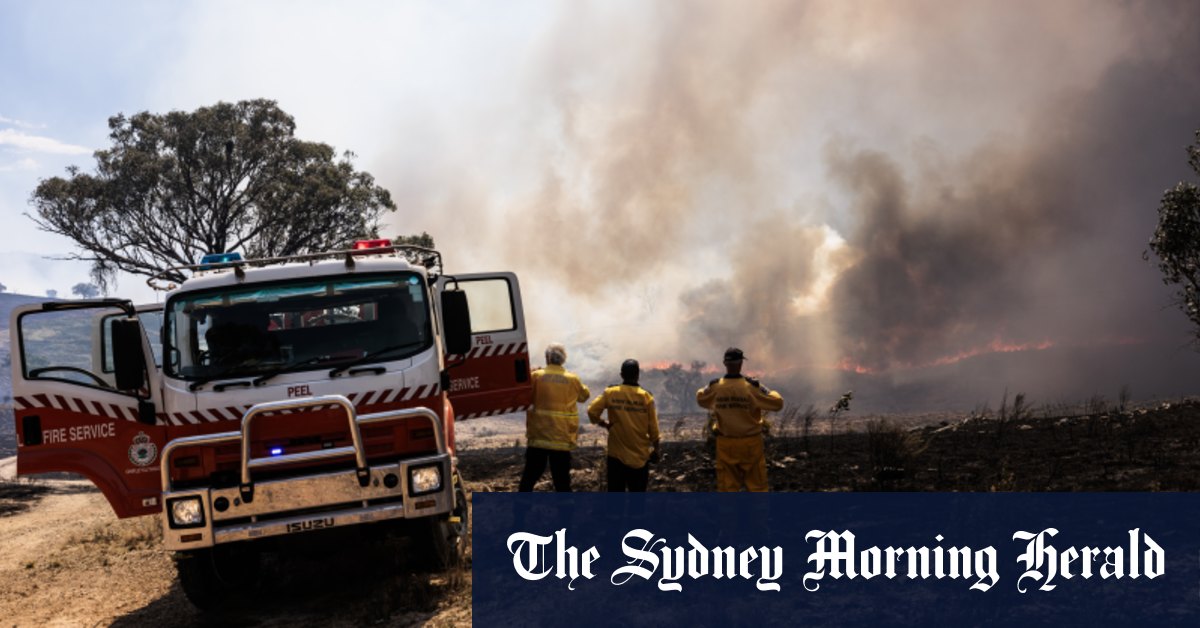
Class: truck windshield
163,273,432,381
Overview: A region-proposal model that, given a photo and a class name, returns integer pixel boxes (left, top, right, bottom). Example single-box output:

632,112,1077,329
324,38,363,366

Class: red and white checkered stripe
450,342,527,361
164,384,441,426
13,394,143,423
456,404,533,420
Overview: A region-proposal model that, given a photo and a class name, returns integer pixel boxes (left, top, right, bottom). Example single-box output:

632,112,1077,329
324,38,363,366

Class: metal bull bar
160,394,445,500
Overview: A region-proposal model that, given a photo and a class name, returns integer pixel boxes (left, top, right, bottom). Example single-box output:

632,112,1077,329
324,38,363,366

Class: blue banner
473,493,1200,627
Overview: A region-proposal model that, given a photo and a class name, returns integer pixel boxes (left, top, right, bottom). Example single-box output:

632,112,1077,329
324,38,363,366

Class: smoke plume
385,0,1200,410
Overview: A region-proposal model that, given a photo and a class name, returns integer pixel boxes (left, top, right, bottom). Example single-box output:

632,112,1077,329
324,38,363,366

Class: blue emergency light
198,252,244,270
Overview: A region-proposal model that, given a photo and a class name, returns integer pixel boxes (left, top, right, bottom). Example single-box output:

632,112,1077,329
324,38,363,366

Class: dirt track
3,399,1199,626
0,474,471,628
0,483,176,627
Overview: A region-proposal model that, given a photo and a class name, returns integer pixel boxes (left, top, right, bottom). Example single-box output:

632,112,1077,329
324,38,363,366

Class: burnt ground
460,400,1200,492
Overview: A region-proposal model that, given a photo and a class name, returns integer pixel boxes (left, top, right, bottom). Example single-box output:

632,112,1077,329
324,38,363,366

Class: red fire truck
7,241,532,607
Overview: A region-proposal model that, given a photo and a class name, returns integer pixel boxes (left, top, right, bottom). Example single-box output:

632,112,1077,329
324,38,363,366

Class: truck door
437,273,533,419
10,300,163,518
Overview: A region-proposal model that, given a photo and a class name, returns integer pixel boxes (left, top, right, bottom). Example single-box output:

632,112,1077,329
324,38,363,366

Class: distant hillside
0,405,13,457
1,293,53,404
0,293,50,328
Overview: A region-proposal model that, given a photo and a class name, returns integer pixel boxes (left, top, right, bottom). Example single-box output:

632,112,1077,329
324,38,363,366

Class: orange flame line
833,338,1055,374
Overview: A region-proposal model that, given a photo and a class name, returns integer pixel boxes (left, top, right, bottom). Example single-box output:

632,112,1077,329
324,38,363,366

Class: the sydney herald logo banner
473,494,1200,627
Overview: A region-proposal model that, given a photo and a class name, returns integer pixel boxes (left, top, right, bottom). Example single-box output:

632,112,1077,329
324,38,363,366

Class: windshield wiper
328,341,425,378
190,343,425,390
251,354,340,387
189,355,326,391
188,369,255,392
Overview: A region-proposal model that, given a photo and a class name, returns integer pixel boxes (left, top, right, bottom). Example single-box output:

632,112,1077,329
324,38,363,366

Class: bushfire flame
923,339,1055,368
830,339,1055,374
642,360,725,375
645,335,1154,379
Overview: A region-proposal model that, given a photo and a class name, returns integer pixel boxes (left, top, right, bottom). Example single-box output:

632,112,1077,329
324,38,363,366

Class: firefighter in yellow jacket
519,343,591,492
696,347,784,492
587,359,661,492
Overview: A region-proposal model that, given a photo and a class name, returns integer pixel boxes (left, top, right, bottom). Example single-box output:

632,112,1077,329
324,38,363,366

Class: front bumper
159,395,452,551
162,454,452,550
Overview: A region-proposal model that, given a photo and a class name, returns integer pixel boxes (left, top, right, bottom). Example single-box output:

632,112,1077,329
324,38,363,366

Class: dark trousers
606,456,649,492
519,447,572,492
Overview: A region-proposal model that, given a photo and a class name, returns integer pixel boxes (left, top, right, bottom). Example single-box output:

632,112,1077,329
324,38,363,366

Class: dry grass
70,516,161,551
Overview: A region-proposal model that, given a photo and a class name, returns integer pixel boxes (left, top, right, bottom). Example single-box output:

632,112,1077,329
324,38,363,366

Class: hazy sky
0,0,551,300
2,1,1199,408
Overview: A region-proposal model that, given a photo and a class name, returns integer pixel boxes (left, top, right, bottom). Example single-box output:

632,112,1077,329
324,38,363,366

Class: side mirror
112,318,148,391
441,290,472,356
137,398,157,425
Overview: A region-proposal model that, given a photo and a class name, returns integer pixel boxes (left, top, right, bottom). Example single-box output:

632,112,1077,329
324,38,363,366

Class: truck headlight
168,496,206,528
409,464,442,496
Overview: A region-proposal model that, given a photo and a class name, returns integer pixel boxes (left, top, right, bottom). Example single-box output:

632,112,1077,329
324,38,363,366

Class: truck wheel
413,474,469,571
175,545,261,611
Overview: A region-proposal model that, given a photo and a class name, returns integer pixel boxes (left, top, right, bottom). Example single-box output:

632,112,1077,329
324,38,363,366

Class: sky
2,0,1199,411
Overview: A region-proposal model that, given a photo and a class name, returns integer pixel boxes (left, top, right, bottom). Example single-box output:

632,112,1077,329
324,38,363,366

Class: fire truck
7,240,533,608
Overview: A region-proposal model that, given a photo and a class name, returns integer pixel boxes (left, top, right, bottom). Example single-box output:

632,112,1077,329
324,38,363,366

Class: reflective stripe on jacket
526,365,591,450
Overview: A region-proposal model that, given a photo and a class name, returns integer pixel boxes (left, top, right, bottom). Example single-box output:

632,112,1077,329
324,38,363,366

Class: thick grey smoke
386,0,1200,409
814,1,1200,377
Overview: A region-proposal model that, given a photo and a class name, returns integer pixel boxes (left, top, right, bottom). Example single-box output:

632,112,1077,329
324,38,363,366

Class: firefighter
519,343,591,492
587,359,661,492
695,347,784,492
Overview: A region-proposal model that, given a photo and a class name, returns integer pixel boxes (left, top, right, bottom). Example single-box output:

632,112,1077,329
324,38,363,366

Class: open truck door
10,300,164,517
437,272,533,419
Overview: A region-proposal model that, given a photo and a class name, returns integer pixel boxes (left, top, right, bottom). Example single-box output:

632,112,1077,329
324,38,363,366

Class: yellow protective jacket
526,365,591,451
695,375,784,438
587,384,660,469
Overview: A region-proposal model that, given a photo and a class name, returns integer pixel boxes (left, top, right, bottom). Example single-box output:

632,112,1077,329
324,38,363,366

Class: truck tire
413,473,469,571
175,544,261,611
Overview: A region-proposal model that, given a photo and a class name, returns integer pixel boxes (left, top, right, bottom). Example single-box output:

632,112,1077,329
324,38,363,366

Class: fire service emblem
128,432,158,467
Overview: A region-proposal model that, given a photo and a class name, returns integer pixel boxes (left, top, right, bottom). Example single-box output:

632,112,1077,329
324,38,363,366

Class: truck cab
8,241,532,607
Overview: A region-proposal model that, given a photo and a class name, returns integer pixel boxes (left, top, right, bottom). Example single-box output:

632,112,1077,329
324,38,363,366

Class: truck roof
167,256,424,299
155,247,438,297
